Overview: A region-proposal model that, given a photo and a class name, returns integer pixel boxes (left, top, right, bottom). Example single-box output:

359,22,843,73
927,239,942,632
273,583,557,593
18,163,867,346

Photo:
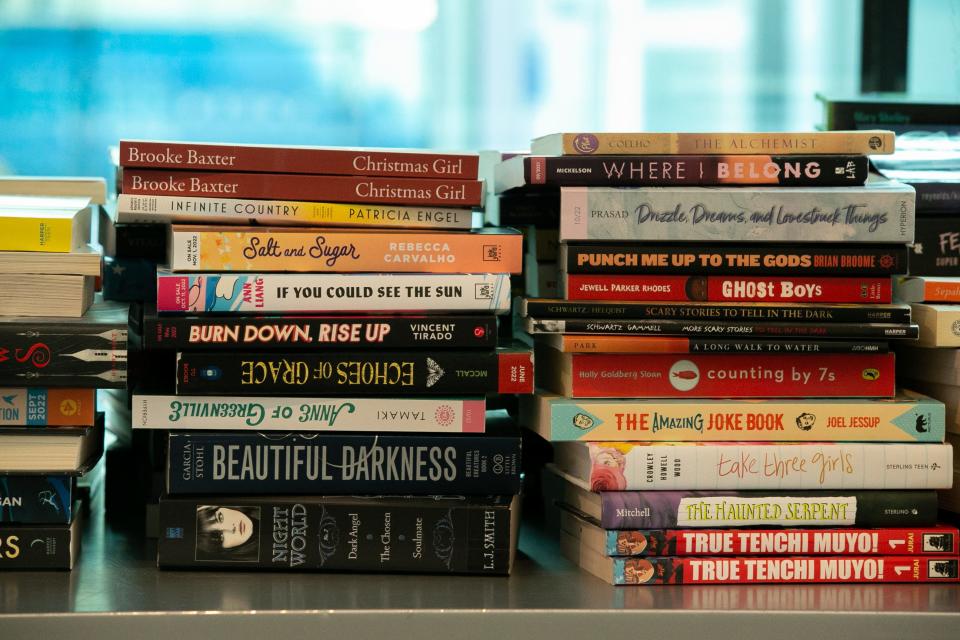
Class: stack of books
503,130,959,585
118,140,531,573
0,176,127,570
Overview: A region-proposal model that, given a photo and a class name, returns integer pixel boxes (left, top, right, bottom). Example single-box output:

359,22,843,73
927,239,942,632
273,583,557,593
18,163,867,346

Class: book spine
526,155,868,186
559,185,915,243
601,527,960,557
498,192,560,228
609,555,959,584
0,523,74,569
823,101,960,130
167,227,522,274
175,349,534,396
522,299,911,323
155,271,512,314
102,256,157,303
558,131,895,155
912,304,960,348
144,315,499,350
133,395,487,433
115,194,475,229
532,394,944,442
0,476,73,523
165,432,522,495
563,244,909,276
913,181,960,214
119,141,480,179
112,224,167,260
0,215,75,252
581,442,951,490
564,274,891,303
524,318,917,339
898,278,960,302
121,170,484,207
599,490,941,528
544,335,889,354
0,324,127,388
157,495,516,573
910,217,960,276
0,388,96,426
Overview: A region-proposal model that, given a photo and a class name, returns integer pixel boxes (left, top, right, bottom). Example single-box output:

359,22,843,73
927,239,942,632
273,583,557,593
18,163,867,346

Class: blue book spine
166,432,522,495
0,475,73,524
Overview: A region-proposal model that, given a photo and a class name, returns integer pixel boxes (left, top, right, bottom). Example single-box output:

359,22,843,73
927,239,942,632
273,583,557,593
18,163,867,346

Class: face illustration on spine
195,505,260,562
684,276,709,301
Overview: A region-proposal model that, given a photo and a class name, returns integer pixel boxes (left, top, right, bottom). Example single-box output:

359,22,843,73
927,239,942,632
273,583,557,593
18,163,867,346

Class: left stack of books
0,176,127,570
118,140,531,573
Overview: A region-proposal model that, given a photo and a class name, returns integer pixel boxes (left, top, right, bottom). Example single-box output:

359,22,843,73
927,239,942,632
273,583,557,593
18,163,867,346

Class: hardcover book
0,475,73,524
552,441,952,491
158,494,519,574
523,390,944,442
0,388,96,426
0,513,82,570
155,271,512,314
911,217,960,276
166,226,522,274
896,276,960,302
557,178,915,243
816,94,960,130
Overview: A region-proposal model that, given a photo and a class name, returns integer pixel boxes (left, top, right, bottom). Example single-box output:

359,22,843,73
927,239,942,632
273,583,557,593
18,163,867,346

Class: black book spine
912,182,960,214
527,318,917,340
0,324,127,387
527,155,869,187
113,223,168,260
563,243,908,276
498,193,560,228
145,315,499,350
522,300,911,324
911,217,960,275
158,494,516,573
824,101,960,129
175,349,533,396
0,476,73,524
0,522,75,569
166,432,522,495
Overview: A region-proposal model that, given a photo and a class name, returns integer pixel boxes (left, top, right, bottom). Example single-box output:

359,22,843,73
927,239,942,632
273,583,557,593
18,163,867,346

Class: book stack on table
499,130,959,585
116,140,532,573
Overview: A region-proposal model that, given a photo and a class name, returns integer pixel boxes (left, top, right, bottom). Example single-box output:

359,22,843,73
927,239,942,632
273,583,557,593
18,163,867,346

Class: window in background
0,0,953,178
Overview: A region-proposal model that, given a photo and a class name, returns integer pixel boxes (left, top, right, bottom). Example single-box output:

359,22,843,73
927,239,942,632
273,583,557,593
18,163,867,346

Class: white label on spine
675,496,857,527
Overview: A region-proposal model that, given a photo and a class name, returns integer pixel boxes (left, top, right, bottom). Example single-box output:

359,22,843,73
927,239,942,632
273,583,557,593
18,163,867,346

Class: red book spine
564,275,892,303
611,527,959,556
121,169,484,207
498,351,534,394
560,353,894,398
119,141,480,179
618,556,960,584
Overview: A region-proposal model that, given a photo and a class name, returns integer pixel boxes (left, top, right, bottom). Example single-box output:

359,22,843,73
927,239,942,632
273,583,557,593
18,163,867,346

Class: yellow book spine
562,131,895,155
0,216,74,252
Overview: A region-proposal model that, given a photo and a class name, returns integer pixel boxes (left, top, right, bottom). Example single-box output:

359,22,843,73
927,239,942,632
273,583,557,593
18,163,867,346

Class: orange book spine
0,388,95,426
168,226,523,273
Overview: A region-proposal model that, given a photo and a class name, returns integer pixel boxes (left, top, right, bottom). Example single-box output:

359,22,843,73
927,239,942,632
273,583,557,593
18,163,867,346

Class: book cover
537,334,889,354
175,348,534,396
143,312,498,350
0,516,81,570
561,243,909,276
167,226,522,274
165,430,521,495
531,131,896,156
520,298,911,324
155,271,512,314
523,390,944,442
562,274,891,303
0,388,96,426
0,475,73,523
157,494,519,574
558,179,915,243
116,194,475,229
554,441,952,491
121,170,484,207
120,140,480,179
495,155,868,191
133,394,486,433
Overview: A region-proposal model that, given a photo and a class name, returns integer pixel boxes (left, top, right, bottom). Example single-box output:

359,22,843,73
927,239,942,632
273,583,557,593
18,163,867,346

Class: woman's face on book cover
207,507,254,548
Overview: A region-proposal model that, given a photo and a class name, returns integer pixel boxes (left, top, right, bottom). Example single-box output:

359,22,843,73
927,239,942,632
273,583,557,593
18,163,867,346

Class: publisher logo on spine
951,319,960,337
668,360,699,392
572,134,599,155
868,136,883,151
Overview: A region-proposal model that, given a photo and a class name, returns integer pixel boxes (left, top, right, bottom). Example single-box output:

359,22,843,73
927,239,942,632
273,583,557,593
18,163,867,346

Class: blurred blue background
0,0,957,177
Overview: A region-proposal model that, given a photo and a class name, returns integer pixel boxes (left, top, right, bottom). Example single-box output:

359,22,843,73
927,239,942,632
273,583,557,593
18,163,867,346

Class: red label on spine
498,352,534,394
122,169,484,207
564,353,894,398
565,275,892,303
530,157,546,184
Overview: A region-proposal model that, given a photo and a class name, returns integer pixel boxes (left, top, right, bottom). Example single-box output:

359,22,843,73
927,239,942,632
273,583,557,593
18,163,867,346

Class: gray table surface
2,502,959,640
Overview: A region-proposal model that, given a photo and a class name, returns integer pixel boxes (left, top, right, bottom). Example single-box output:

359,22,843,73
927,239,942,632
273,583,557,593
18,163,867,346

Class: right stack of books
507,130,960,585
